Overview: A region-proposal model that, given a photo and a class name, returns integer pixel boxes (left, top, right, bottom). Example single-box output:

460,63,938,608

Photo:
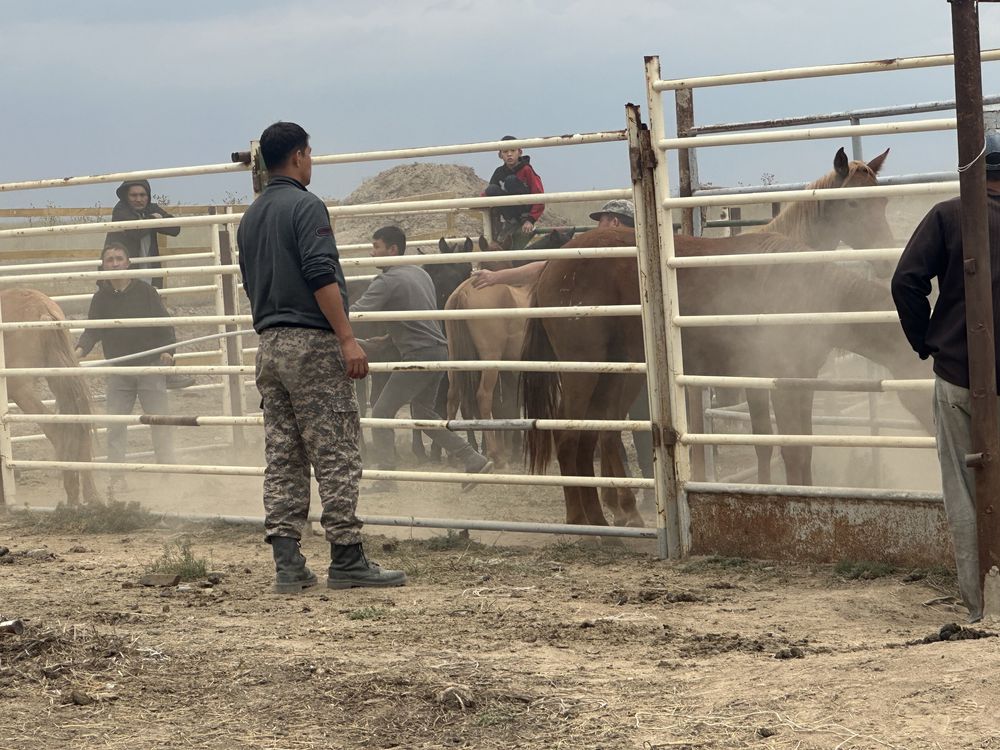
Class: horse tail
444,301,481,420
520,315,559,474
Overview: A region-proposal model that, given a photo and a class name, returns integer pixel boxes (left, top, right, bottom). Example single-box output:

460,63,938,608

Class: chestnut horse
742,146,893,484
521,227,932,527
1,288,98,504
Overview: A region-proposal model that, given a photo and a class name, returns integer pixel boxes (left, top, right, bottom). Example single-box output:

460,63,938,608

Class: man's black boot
271,537,318,594
327,543,407,589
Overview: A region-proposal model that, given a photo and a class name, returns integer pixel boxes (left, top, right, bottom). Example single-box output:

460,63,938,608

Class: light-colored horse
1,288,98,504
443,237,532,468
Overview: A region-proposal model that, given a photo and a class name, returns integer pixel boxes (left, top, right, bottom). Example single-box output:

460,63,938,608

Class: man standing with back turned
891,130,1000,623
238,121,406,592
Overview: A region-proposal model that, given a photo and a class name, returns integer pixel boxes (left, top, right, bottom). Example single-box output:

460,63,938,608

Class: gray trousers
256,327,363,546
106,373,175,465
934,376,990,621
371,345,479,469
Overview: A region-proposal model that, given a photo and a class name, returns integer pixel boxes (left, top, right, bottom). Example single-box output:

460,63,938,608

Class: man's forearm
314,284,356,343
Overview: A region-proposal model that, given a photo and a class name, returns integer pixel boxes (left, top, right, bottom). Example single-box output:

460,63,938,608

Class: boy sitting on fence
481,135,545,249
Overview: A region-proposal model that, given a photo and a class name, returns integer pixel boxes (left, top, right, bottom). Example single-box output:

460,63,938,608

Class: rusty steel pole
950,0,1000,589
674,89,696,237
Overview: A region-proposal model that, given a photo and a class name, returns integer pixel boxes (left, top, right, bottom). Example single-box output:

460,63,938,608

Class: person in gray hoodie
350,225,493,489
106,179,180,289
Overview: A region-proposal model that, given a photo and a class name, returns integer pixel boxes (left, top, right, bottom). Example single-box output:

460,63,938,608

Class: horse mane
761,160,876,241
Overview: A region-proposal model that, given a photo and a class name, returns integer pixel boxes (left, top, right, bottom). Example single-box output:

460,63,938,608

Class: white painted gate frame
1,48,998,558
641,49,1000,555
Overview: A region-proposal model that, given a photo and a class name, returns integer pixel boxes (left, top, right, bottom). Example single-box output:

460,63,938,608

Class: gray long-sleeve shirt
350,264,447,358
237,175,349,334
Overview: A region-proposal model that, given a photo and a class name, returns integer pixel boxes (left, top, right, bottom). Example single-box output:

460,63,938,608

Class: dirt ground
2,486,1000,750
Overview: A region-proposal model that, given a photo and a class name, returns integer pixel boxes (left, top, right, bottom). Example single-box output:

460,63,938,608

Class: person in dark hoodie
106,179,180,289
75,241,178,492
891,129,1000,623
481,135,544,249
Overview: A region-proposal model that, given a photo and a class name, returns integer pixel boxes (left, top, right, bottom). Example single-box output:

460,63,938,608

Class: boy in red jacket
482,135,544,248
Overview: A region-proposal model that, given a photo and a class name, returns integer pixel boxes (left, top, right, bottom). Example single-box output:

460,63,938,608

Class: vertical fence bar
646,55,693,554
849,115,865,161
209,207,232,428
209,208,247,454
627,103,680,559
0,299,14,505
226,206,249,416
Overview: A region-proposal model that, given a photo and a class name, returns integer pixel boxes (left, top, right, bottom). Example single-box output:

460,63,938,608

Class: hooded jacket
106,179,181,287
484,156,545,224
891,189,1000,390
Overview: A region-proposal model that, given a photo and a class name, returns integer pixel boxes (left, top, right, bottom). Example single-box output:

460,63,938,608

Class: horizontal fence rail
652,48,1000,91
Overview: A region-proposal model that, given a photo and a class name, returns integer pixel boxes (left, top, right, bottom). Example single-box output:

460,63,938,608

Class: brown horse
443,236,533,468
521,227,932,527
1,288,98,505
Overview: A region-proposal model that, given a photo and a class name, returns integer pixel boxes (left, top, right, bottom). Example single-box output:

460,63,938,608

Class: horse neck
819,269,914,375
762,201,835,250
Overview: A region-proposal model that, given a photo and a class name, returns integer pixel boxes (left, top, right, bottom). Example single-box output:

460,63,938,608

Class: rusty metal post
951,0,1000,596
675,89,696,237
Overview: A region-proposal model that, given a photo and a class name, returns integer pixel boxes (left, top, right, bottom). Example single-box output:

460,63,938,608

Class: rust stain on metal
688,489,951,567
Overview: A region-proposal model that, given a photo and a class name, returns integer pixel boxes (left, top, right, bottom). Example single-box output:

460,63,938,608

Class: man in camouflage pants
238,121,406,592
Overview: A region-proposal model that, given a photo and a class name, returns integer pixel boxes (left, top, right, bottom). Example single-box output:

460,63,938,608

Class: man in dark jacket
75,242,177,491
891,129,1000,623
106,179,181,289
238,121,405,593
482,135,544,249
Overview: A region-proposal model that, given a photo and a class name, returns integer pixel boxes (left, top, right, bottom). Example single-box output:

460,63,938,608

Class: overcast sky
3,0,1000,210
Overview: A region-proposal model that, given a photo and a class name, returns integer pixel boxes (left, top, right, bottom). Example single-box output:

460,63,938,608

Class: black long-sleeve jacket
890,190,1000,389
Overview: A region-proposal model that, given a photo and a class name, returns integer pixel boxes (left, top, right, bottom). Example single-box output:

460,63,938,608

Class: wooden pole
950,0,1000,600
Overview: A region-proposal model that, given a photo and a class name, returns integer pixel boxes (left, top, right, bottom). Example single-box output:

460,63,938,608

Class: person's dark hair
373,226,406,255
260,122,310,170
501,135,518,142
101,241,130,261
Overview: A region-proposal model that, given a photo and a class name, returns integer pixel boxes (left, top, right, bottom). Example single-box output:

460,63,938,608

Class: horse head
767,147,895,277
826,146,894,255
426,237,474,308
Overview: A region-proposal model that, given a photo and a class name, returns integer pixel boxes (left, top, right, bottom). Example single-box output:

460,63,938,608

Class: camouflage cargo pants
256,327,363,545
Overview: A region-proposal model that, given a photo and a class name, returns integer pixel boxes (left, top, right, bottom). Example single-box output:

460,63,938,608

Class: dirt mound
332,162,569,249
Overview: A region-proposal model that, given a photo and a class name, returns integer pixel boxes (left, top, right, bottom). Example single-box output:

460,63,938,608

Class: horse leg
476,369,504,468
496,370,521,468
771,390,813,486
555,427,608,527
8,379,80,505
598,432,644,527
746,389,774,484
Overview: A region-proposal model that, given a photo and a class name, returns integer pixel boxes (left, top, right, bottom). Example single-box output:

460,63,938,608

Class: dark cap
986,130,1000,172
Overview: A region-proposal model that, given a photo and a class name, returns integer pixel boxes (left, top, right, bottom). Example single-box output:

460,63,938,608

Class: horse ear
438,238,450,253
478,235,489,252
834,147,850,179
501,234,513,252
866,148,890,175
463,237,474,253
